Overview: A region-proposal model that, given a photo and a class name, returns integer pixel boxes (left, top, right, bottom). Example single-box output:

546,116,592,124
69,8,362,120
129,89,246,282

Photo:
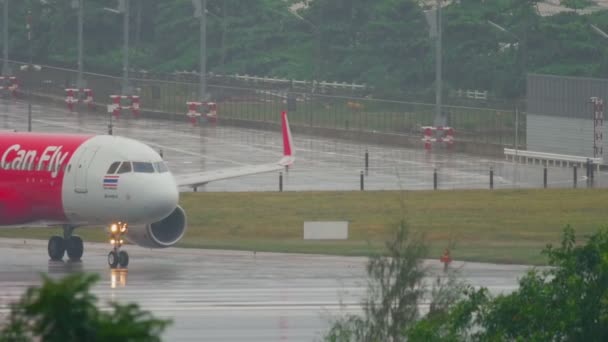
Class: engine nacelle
126,205,187,248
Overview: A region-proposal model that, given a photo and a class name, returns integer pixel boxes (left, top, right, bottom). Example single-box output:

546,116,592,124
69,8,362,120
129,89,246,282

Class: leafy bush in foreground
0,273,171,342
326,224,608,341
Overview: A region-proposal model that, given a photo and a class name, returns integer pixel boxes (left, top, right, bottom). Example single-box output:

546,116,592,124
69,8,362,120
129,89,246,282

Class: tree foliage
325,224,608,341
0,273,171,342
324,220,467,342
406,226,608,341
2,1,608,99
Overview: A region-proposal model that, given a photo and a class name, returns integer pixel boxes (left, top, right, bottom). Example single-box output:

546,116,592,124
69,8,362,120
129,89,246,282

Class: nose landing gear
107,222,129,269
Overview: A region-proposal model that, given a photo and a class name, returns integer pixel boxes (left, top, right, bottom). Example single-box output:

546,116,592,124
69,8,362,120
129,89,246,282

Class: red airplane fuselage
0,133,92,225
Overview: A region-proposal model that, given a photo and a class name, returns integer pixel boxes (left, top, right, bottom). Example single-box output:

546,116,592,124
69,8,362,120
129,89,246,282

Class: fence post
28,103,32,132
543,166,548,188
490,167,494,189
573,166,577,188
365,150,369,176
360,171,364,191
433,168,438,190
279,172,283,192
585,159,592,188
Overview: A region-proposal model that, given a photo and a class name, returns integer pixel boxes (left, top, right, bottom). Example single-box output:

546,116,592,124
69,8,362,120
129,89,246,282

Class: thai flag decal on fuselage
103,175,119,189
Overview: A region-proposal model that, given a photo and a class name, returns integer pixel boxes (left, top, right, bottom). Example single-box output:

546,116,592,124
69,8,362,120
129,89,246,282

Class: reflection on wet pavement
0,239,529,341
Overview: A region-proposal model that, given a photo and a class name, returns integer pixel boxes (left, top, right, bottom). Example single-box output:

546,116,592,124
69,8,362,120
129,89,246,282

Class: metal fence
5,60,525,151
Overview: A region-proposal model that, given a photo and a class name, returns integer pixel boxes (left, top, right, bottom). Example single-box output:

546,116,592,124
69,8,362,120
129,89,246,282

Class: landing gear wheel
107,222,128,268
108,251,119,268
66,236,84,261
118,250,129,268
48,236,65,261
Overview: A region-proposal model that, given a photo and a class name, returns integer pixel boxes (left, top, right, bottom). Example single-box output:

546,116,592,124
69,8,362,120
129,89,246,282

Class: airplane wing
174,111,295,191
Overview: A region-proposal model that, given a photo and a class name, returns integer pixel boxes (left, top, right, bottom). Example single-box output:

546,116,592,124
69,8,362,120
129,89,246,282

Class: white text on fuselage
1,145,70,178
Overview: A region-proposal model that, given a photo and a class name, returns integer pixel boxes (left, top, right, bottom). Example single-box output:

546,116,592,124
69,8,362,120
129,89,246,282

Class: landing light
110,239,116,245
110,224,118,233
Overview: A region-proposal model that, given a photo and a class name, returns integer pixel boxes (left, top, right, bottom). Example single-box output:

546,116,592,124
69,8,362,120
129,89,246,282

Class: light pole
192,0,207,101
488,20,524,77
488,20,523,151
488,20,524,184
424,1,445,126
71,0,84,89
20,10,41,132
435,0,444,127
1,0,10,76
121,0,130,95
26,10,32,131
591,24,608,39
105,0,130,95
287,8,320,87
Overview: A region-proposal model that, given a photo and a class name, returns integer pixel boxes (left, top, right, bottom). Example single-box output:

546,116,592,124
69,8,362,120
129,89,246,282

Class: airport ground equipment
186,101,217,125
422,126,454,150
0,76,18,98
109,94,140,118
65,88,95,112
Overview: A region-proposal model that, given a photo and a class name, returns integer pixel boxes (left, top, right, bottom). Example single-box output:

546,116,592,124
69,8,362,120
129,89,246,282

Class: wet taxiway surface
2,100,604,191
0,239,531,341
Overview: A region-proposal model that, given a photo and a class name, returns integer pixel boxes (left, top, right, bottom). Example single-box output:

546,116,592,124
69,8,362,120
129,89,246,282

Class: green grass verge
1,189,606,265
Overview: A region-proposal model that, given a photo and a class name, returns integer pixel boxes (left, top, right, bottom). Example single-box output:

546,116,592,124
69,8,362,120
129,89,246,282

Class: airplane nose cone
143,177,179,221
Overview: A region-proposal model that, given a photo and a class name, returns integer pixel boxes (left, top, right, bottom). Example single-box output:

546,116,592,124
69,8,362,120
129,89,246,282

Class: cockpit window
107,162,121,174
132,162,155,173
117,162,132,174
154,161,169,173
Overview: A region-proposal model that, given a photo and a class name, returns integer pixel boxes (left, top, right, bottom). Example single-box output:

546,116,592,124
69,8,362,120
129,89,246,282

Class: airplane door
74,146,100,193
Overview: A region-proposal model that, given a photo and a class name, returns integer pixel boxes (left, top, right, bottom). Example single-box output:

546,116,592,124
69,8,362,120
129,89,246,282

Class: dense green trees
0,273,170,341
2,0,607,100
406,226,608,341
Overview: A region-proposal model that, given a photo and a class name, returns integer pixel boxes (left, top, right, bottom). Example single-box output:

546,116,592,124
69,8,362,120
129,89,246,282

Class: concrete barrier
504,148,603,169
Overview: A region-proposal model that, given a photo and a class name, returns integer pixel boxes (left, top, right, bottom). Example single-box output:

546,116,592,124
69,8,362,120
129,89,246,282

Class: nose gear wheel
108,222,129,269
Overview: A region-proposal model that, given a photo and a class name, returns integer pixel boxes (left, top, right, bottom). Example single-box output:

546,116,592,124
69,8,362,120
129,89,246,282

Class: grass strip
1,189,606,265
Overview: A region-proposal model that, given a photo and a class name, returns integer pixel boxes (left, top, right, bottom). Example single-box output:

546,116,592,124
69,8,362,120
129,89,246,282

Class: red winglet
279,111,295,166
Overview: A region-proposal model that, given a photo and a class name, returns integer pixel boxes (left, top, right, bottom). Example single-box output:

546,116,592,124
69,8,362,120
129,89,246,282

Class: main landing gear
107,222,129,269
48,225,84,262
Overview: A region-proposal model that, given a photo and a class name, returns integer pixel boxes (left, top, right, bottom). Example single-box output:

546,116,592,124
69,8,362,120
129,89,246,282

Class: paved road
0,239,530,341
2,100,602,191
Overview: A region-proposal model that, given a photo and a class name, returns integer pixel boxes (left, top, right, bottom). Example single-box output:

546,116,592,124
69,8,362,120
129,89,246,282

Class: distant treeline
2,0,608,100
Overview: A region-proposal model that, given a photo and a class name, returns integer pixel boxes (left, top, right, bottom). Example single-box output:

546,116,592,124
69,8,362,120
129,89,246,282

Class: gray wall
526,74,607,158
526,114,600,157
527,74,608,119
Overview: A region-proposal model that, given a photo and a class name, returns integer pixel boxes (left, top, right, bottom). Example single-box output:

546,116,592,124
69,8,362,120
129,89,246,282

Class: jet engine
126,205,187,248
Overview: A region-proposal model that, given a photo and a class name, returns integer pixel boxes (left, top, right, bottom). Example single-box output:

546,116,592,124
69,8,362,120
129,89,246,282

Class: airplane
0,111,294,268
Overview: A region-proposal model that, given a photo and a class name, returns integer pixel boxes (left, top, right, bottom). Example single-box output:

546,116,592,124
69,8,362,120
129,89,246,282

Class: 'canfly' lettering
1,144,70,178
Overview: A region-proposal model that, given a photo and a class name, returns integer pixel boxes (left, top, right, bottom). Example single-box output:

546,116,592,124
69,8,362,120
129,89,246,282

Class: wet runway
0,239,530,341
2,100,603,191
